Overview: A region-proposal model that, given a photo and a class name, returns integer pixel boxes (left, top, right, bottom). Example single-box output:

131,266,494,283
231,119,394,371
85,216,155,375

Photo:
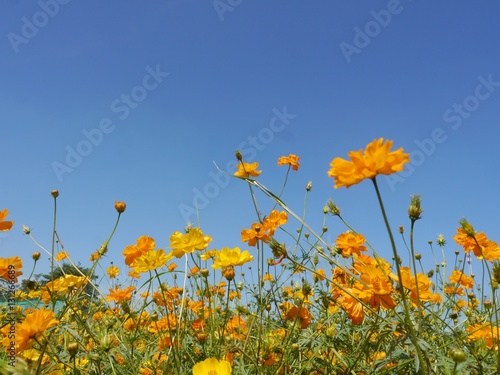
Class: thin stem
371,177,428,375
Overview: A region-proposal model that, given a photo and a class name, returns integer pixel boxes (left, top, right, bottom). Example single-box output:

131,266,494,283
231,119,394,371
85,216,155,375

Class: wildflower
133,249,173,273
263,210,288,233
192,358,232,375
114,201,126,213
352,264,396,310
1,308,59,352
212,247,254,269
241,210,287,247
106,265,120,279
0,209,14,231
335,232,368,258
123,235,156,266
32,252,41,261
200,249,218,261
168,228,212,258
449,269,474,289
327,138,409,188
0,256,23,282
454,227,500,262
277,154,300,171
107,285,135,303
241,222,270,246
55,251,69,261
234,161,262,178
41,274,88,304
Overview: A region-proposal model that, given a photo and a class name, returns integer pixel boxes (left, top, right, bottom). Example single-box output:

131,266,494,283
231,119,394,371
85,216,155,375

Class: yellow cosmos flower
192,358,232,375
106,265,120,279
133,249,173,273
168,228,212,258
277,154,300,171
211,247,254,269
55,251,69,261
0,209,14,231
234,162,262,178
327,138,409,188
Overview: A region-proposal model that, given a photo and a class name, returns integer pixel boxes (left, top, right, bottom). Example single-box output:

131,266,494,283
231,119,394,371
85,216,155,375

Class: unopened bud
51,190,59,198
114,201,126,213
235,150,243,161
32,252,41,261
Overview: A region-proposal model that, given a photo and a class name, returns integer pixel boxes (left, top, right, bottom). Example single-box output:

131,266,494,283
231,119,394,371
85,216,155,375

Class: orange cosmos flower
123,235,156,266
168,227,212,258
467,323,500,349
241,222,271,246
396,267,436,306
192,358,232,375
327,138,410,188
454,227,500,262
449,269,474,289
352,264,396,310
277,154,300,171
335,232,368,258
1,308,59,353
0,209,14,231
263,210,288,234
234,162,262,178
107,285,135,303
0,256,23,282
340,292,364,325
241,210,288,247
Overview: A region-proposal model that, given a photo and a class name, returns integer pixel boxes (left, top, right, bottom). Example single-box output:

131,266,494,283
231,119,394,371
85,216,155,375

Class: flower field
1,138,499,374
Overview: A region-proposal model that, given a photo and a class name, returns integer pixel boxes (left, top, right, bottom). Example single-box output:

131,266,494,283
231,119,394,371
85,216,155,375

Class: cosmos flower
277,154,300,171
234,162,262,178
192,358,232,375
211,247,254,269
168,228,212,258
0,209,14,231
327,138,409,188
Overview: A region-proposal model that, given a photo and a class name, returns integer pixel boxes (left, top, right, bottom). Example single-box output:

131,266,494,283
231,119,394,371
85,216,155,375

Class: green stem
371,177,428,374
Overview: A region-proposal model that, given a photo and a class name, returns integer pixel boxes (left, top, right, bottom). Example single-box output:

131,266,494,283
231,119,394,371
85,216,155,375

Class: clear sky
2,1,500,282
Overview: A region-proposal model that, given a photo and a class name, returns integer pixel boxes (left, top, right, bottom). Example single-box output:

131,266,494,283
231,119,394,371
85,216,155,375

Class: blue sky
1,1,500,283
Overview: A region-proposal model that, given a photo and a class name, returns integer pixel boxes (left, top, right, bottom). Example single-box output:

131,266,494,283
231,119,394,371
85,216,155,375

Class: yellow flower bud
114,201,126,213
